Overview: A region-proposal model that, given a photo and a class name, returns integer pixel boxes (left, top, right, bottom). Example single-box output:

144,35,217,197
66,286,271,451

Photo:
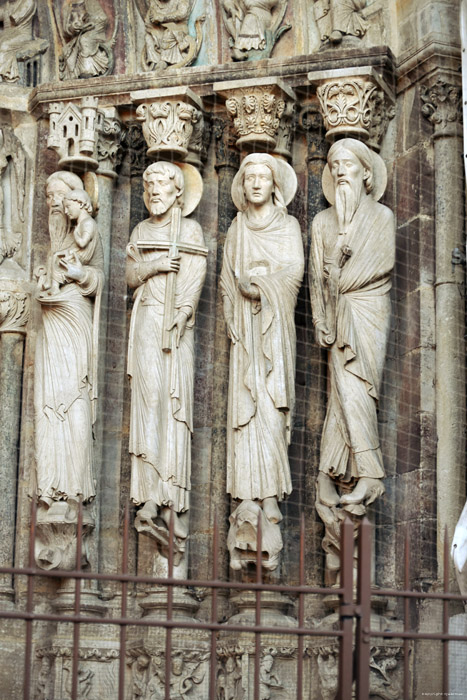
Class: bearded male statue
126,161,206,561
310,138,394,521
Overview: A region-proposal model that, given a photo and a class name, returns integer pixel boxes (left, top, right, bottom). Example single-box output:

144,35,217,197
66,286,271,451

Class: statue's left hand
60,251,85,283
167,310,189,347
238,274,260,300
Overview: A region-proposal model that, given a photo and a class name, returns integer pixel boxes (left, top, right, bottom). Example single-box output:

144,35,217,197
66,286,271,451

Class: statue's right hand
226,318,239,344
156,255,180,274
315,323,332,347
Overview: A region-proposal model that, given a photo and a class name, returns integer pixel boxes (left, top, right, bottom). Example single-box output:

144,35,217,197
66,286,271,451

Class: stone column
421,78,465,574
0,287,29,603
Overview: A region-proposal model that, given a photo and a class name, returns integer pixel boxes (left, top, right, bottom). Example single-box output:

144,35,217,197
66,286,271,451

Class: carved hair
46,171,83,192
327,138,374,194
236,153,287,211
64,188,93,213
143,161,185,208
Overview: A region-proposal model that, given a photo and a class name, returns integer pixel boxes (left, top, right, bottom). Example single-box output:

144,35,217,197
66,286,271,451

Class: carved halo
322,143,387,205
231,153,298,212
143,161,203,217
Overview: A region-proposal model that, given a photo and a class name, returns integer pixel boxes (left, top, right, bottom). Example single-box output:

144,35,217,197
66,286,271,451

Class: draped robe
310,194,395,481
128,216,206,512
314,0,367,40
34,233,104,503
221,208,304,501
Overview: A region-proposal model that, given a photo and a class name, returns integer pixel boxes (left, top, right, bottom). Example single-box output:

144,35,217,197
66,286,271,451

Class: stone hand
156,255,180,273
315,323,332,347
167,310,189,347
238,274,260,300
225,316,239,344
60,251,86,283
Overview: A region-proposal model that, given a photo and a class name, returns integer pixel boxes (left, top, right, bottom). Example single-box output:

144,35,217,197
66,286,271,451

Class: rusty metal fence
1,500,467,699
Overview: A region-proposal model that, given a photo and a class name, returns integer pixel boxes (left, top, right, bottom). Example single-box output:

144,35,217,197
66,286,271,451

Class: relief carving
127,648,209,700
127,162,207,564
0,289,29,332
96,108,123,177
0,0,48,83
137,0,204,73
221,0,290,61
421,79,463,137
0,124,27,266
220,153,304,571
314,0,368,46
34,171,104,569
54,0,117,80
135,98,202,160
309,138,394,583
48,98,103,172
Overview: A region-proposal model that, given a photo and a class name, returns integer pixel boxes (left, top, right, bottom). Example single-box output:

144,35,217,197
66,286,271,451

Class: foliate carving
127,648,209,700
0,289,29,333
186,111,211,170
215,79,296,150
122,122,150,178
314,0,368,46
220,153,304,571
274,100,296,160
309,69,395,144
213,116,240,172
0,124,27,265
54,0,118,80
216,648,243,699
299,103,328,162
221,0,291,61
311,645,339,700
48,98,104,172
97,108,123,177
139,0,205,72
36,646,119,700
309,139,394,584
369,646,404,700
0,0,48,84
421,79,463,137
133,89,204,160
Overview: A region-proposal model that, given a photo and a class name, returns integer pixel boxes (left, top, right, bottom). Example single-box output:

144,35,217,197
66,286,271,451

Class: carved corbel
421,78,463,138
130,87,204,162
47,97,104,172
214,77,296,152
308,67,395,146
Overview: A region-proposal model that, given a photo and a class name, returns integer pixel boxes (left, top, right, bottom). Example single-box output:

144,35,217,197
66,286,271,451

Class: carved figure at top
127,162,207,562
34,171,104,510
140,0,205,72
221,153,304,570
0,125,26,265
314,0,368,45
0,0,48,82
57,0,117,80
221,0,291,61
309,138,394,580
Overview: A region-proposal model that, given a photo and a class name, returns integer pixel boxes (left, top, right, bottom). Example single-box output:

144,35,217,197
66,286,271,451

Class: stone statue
314,0,368,45
141,0,204,72
57,0,116,80
221,153,304,570
126,161,207,560
259,652,281,698
0,124,26,264
0,0,48,82
309,138,394,580
33,171,104,567
221,0,290,61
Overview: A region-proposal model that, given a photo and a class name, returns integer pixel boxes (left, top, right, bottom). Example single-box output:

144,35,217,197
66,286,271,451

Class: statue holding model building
126,161,207,559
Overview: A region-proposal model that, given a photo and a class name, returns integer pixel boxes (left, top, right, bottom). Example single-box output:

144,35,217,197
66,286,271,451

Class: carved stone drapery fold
421,78,462,138
131,88,204,161
214,78,296,151
308,67,395,146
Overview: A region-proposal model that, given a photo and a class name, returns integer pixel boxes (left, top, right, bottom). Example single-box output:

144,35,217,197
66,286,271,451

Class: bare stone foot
136,500,158,524
329,30,343,44
317,472,340,507
262,496,282,524
340,477,385,506
160,507,189,539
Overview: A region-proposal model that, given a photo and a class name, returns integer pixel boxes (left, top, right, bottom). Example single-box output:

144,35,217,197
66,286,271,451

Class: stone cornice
396,39,461,94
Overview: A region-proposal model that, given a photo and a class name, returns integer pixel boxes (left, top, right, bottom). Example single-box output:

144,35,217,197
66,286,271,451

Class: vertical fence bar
403,524,410,699
164,508,174,700
23,498,37,700
338,517,354,700
71,498,84,700
443,526,450,695
118,501,130,700
296,513,305,700
209,511,219,699
254,515,262,700
355,518,371,699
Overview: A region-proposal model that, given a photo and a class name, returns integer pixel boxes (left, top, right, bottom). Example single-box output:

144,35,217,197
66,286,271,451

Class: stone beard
310,139,395,507
126,163,206,539
34,172,104,506
221,155,304,510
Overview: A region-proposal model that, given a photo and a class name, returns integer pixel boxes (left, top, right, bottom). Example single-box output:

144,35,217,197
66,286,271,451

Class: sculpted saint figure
59,0,115,80
314,0,367,45
34,171,104,510
221,0,290,61
221,153,304,568
0,0,47,82
310,138,394,514
127,162,206,549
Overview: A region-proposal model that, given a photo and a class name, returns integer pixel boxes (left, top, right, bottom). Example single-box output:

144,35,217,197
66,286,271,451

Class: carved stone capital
213,116,240,171
97,108,123,178
48,97,103,172
0,284,29,333
308,67,395,144
214,78,296,151
131,87,204,161
421,79,462,138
